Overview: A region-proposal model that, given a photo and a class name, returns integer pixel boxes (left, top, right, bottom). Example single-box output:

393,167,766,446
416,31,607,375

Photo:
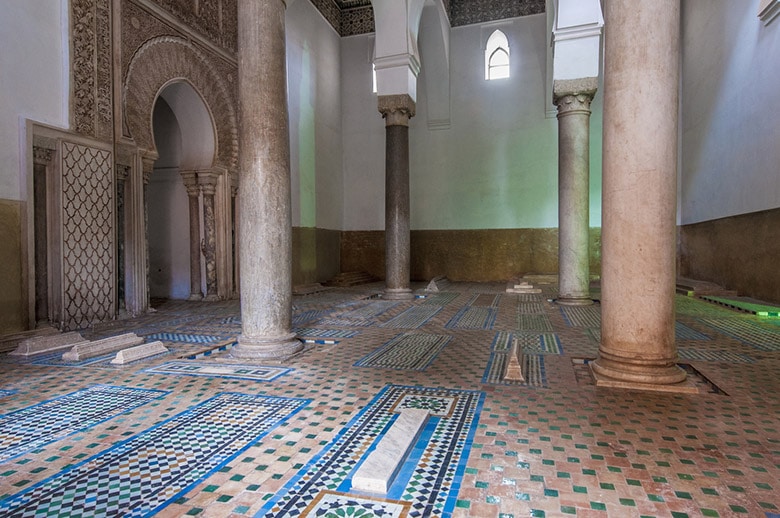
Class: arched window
485,29,510,80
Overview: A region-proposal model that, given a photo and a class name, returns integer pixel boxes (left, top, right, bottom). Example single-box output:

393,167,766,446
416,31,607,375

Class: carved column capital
116,164,130,182
198,171,221,196
180,171,201,197
33,146,54,166
378,94,416,127
553,78,598,117
140,155,156,185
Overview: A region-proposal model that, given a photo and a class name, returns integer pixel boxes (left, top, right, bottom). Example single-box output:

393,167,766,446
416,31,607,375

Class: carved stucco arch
123,36,238,171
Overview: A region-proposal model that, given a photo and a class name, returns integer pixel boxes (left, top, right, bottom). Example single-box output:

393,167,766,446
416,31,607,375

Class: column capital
553,77,598,116
33,146,54,166
198,170,221,196
378,94,416,127
116,164,130,182
180,171,201,196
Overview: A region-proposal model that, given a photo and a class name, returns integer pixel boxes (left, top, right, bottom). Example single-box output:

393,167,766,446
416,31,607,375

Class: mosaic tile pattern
257,384,484,518
559,305,602,327
355,333,451,370
380,306,442,329
698,317,780,351
469,294,501,307
675,321,712,340
482,351,546,387
0,385,166,463
294,328,358,339
143,332,224,344
419,292,461,306
677,348,755,363
517,314,554,332
446,306,497,329
0,393,309,517
0,389,16,399
143,361,293,381
515,333,563,355
0,283,778,518
338,300,399,319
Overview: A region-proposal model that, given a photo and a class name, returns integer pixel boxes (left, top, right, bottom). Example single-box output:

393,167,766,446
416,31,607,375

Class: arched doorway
148,81,216,300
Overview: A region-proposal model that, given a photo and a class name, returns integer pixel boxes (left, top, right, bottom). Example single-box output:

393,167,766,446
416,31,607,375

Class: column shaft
181,172,203,301
233,0,301,359
555,82,596,306
379,94,415,301
199,176,219,301
592,0,685,385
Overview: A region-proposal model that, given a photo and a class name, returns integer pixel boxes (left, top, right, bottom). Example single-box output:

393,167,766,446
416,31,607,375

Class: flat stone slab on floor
351,407,429,494
9,332,87,357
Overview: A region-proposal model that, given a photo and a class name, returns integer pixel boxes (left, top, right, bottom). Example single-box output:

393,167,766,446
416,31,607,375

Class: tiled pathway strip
0,393,309,517
143,361,292,382
258,384,484,518
355,333,451,370
0,385,166,463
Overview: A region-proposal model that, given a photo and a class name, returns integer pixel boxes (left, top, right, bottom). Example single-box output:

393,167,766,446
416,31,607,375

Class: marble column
180,172,203,301
591,0,686,386
379,94,415,301
116,164,129,312
554,79,597,306
233,0,302,359
198,172,220,302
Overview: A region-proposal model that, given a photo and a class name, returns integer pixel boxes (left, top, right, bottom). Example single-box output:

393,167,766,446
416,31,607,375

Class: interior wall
286,0,343,283
149,98,191,300
680,0,780,224
679,0,780,300
0,0,68,333
341,13,604,232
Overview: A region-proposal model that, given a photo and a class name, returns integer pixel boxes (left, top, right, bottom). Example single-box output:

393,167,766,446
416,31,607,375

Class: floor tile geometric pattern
0,385,166,463
0,283,778,517
143,361,293,382
445,306,497,329
698,318,780,351
257,384,484,518
355,333,451,370
559,305,601,327
0,393,309,517
380,306,442,329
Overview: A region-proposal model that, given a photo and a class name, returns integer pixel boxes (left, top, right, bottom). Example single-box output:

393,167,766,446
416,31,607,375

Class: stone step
351,408,429,494
110,341,168,365
9,332,87,357
62,333,145,362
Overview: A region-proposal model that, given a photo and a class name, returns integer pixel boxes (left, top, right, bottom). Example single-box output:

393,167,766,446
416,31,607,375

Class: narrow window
372,63,378,93
485,29,510,80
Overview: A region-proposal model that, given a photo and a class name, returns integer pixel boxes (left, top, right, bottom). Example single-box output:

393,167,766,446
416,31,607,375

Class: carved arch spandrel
123,36,238,171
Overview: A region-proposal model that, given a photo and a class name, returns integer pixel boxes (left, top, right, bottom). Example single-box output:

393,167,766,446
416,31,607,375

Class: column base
203,293,220,302
590,363,698,394
383,288,414,300
555,296,594,306
188,293,203,302
231,332,303,360
591,355,687,386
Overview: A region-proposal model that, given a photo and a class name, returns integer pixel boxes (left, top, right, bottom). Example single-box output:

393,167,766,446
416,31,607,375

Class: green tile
648,494,664,502
600,482,615,490
486,495,500,504
728,505,748,514
590,501,606,511
675,491,692,500
475,481,489,489
626,479,641,486
544,488,558,497
560,506,576,514
700,509,719,517
203,485,219,493
455,499,470,509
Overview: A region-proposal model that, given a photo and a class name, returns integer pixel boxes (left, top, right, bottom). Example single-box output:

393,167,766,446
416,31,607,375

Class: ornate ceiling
313,0,546,36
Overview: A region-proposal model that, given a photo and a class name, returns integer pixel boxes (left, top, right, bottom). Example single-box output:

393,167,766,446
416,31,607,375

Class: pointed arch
485,29,510,80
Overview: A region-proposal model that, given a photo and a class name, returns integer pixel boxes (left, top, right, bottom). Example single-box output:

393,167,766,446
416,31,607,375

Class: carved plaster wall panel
341,6,375,37
123,36,238,172
60,142,115,330
450,0,545,26
71,0,113,140
144,0,237,52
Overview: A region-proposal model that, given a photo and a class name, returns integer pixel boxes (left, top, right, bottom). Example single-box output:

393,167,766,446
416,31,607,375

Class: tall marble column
198,172,220,302
379,94,415,301
591,0,686,387
180,172,203,301
554,79,597,306
233,0,302,359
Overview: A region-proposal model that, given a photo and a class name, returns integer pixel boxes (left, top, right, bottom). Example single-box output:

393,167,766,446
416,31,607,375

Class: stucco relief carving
145,0,237,52
123,36,239,172
71,0,113,140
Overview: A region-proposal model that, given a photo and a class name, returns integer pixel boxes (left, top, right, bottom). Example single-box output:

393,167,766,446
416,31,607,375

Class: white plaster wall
286,0,343,230
0,0,69,200
149,98,190,300
681,0,780,224
341,14,603,230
